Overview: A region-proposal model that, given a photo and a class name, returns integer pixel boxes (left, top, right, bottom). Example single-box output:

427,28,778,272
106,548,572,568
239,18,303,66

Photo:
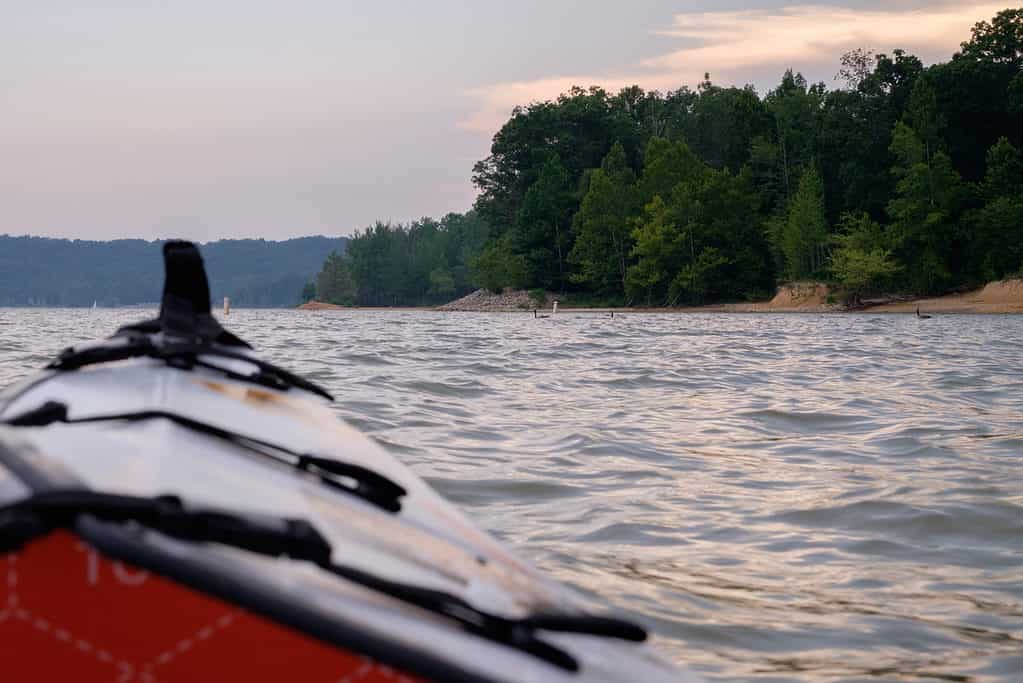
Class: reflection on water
2,307,1022,682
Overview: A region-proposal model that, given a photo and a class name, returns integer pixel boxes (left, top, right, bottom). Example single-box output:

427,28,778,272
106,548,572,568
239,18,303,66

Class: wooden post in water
223,297,230,316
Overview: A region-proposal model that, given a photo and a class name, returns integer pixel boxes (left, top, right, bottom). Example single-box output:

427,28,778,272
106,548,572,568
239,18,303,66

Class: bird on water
916,307,932,319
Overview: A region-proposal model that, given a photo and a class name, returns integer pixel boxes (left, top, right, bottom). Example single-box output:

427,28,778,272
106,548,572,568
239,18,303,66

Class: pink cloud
461,2,1005,134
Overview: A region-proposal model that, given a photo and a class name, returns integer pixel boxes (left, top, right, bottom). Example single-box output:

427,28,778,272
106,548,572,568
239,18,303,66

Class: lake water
1,308,1021,682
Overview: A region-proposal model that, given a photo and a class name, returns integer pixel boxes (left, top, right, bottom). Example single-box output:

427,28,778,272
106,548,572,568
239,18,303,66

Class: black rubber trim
4,403,404,513
48,336,332,401
74,517,502,683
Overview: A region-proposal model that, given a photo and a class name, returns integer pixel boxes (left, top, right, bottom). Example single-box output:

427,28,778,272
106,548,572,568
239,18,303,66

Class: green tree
959,8,1023,64
765,70,824,203
927,9,1023,182
830,213,900,302
335,213,490,305
661,167,772,303
627,166,772,305
470,235,527,292
472,86,641,238
638,137,704,203
569,142,639,295
428,267,456,297
968,137,1023,278
887,122,965,292
315,251,356,305
513,154,575,289
906,76,946,166
779,165,829,279
626,196,681,305
683,77,773,172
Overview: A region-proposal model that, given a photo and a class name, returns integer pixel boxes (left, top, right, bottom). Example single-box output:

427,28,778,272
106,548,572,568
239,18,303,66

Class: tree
765,70,824,203
470,236,527,292
428,267,456,298
959,8,1023,64
626,196,681,305
830,213,900,302
512,154,575,290
779,164,828,279
472,86,640,239
968,137,1023,279
638,137,704,204
906,76,946,166
627,163,772,306
683,79,772,172
327,212,489,306
315,251,356,306
569,142,639,296
887,122,965,292
927,9,1023,182
831,248,901,303
838,48,875,89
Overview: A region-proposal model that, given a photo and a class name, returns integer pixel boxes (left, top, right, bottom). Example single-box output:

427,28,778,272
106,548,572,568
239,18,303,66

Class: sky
0,1,1007,241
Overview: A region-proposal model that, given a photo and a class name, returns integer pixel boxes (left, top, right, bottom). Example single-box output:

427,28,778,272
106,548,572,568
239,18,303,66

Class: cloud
461,2,1005,133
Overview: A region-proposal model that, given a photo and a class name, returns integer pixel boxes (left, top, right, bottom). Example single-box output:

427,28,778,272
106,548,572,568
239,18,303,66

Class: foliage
569,142,639,295
471,234,526,292
830,213,900,300
306,7,1022,307
779,165,829,280
314,251,356,305
314,213,489,306
966,137,1023,279
626,196,681,305
887,122,966,292
625,162,772,305
512,155,575,290
528,288,547,307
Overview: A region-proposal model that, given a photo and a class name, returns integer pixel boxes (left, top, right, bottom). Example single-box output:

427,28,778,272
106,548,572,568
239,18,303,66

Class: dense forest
0,235,346,307
314,9,1023,307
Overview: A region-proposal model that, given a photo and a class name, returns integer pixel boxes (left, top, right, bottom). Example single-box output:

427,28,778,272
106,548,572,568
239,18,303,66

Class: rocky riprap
436,289,540,312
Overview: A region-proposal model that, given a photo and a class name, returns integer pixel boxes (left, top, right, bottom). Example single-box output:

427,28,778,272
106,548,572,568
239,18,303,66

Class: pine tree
780,164,828,279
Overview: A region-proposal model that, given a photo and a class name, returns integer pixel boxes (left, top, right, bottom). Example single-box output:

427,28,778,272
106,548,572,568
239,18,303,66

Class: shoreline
297,279,1023,315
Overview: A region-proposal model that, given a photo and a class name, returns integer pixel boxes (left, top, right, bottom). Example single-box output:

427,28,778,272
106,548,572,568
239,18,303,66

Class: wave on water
2,308,1023,682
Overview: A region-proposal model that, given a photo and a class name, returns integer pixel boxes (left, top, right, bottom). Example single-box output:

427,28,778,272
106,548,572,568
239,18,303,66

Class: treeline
0,235,347,307
313,8,1022,307
310,213,488,306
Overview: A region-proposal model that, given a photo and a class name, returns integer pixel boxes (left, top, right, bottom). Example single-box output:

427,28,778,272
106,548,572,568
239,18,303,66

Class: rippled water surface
2,308,1022,682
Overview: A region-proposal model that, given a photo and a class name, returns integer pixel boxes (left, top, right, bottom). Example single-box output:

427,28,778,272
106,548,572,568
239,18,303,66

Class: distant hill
0,235,347,307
